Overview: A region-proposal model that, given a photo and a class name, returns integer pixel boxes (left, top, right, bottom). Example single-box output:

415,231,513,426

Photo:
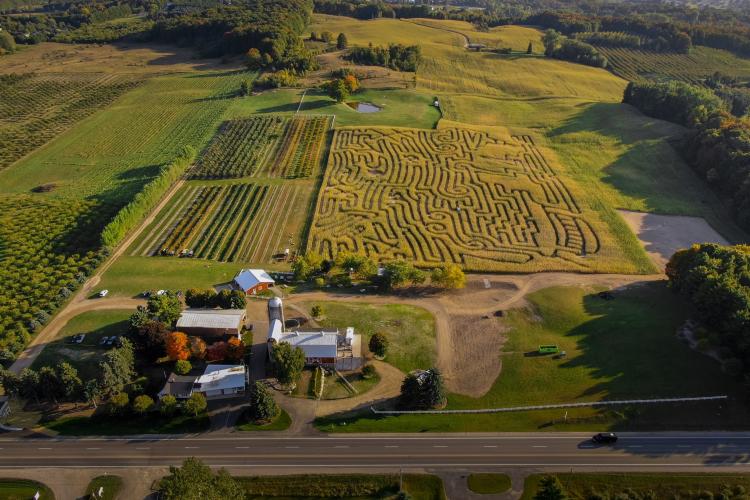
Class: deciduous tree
226,337,245,362
133,394,155,415
147,292,182,325
160,457,243,500
166,332,190,361
369,333,389,358
272,342,305,388
430,263,466,289
184,392,207,417
175,359,192,375
206,341,228,362
248,381,279,422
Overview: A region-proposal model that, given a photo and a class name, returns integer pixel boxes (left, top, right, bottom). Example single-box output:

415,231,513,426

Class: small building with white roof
176,308,246,338
158,364,247,400
234,268,275,295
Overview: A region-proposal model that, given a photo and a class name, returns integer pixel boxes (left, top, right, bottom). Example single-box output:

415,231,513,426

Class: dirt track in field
286,272,663,398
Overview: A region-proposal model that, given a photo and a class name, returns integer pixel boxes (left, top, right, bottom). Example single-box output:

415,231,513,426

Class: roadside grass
299,301,436,373
521,473,750,499
316,282,749,432
237,408,292,432
238,474,445,499
43,412,209,436
84,475,123,500
324,370,380,400
467,473,512,494
0,479,54,499
31,310,132,380
225,88,441,129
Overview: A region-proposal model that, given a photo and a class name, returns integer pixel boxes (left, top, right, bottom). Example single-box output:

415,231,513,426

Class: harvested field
133,181,312,263
309,125,642,273
446,314,507,397
618,210,730,269
190,115,331,180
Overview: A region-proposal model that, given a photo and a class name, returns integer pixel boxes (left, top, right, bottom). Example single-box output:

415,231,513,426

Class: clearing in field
308,125,641,273
190,115,332,179
132,180,313,263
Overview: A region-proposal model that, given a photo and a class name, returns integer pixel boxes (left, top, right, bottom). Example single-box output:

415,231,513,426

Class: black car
592,432,618,444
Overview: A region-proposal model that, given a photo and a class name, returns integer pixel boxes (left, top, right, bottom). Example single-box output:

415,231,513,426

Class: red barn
233,269,275,295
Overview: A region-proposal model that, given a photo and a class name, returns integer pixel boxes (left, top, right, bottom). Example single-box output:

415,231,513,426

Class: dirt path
287,272,664,397
9,178,186,374
314,360,404,417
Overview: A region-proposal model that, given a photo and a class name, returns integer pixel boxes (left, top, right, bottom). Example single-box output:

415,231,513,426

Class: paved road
0,433,748,470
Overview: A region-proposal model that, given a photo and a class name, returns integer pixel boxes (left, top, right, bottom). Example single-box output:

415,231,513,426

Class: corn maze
133,182,308,263
189,115,331,179
0,72,142,170
308,127,605,272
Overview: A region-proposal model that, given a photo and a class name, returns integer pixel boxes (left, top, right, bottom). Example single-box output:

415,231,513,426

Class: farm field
405,18,544,53
316,283,750,432
190,115,332,179
223,88,441,129
308,125,652,273
130,179,315,264
0,60,252,359
597,45,750,84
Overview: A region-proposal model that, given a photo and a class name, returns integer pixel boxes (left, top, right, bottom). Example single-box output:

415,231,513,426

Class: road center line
433,445,448,448
285,446,299,449
135,447,150,450
334,446,349,449
483,445,498,448
37,448,52,450
385,445,399,448
86,448,100,450
532,445,548,448
185,446,199,449
235,446,249,449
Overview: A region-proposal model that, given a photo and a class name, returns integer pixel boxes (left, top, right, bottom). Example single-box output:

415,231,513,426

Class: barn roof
234,268,275,291
276,331,339,359
176,308,245,330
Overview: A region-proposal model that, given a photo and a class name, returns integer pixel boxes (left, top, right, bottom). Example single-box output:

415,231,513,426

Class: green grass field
31,309,132,380
521,473,750,499
0,479,54,500
238,474,445,500
237,408,292,431
301,301,436,373
44,412,209,435
467,473,512,495
84,475,123,500
316,282,749,432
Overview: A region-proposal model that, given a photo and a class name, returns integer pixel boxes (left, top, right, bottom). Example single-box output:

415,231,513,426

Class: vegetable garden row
189,115,331,180
135,182,306,263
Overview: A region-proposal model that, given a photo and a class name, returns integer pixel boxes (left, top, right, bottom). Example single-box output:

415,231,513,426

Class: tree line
623,80,750,231
542,29,607,68
346,43,421,72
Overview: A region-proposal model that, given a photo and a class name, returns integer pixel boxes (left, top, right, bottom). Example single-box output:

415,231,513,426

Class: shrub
311,305,323,318
183,392,207,417
369,333,389,358
132,394,155,415
160,394,178,416
174,359,192,375
362,364,377,379
108,392,130,415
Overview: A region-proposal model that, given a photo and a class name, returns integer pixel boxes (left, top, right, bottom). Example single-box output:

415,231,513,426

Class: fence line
370,395,728,415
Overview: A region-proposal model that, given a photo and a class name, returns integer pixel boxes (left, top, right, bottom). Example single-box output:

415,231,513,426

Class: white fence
370,395,728,415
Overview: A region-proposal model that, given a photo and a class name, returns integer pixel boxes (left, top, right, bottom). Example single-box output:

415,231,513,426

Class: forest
346,44,421,72
667,244,750,379
623,81,750,231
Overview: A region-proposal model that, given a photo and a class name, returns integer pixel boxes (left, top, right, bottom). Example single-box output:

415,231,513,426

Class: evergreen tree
534,476,567,500
527,41,534,54
337,32,348,49
248,381,280,422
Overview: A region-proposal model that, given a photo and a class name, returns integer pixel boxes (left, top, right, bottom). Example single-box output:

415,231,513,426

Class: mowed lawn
0,479,54,499
299,301,436,374
317,283,748,432
31,309,132,380
225,87,441,129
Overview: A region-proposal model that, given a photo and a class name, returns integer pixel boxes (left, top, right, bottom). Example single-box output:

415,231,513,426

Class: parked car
592,432,618,444
98,289,109,298
141,291,152,298
99,336,110,346
156,289,166,296
69,334,85,344
105,336,118,347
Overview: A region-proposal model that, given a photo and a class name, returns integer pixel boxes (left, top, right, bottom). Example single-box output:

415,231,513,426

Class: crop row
190,115,289,179
0,73,142,171
308,127,609,273
190,115,331,180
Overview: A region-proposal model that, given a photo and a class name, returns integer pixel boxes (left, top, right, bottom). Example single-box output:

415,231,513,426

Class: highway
0,434,748,470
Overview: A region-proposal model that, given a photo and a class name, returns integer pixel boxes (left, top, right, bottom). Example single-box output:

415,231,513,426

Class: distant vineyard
308,126,622,273
0,73,142,170
189,115,331,179
596,46,750,84
133,182,308,263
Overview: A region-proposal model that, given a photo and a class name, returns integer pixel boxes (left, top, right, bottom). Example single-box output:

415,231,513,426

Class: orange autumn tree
166,332,190,361
189,336,207,359
226,337,245,361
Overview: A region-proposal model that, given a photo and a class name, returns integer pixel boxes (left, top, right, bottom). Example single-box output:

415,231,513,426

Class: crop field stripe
208,184,258,261
252,185,297,262
142,185,202,256
224,185,271,262
129,184,197,256
161,187,221,253
192,184,248,258
214,184,265,261
235,185,283,262
267,185,303,262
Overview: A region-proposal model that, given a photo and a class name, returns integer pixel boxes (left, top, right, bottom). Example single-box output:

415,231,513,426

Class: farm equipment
538,345,559,354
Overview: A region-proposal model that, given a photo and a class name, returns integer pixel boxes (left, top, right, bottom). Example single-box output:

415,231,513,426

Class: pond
348,101,381,113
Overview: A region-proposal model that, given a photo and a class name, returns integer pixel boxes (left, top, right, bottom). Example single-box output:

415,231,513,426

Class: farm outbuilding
175,308,246,338
234,268,275,295
158,364,247,400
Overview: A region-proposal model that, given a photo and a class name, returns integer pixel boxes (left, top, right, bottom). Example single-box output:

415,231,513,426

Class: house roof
234,269,275,291
176,308,245,331
276,331,339,359
194,364,246,392
158,374,197,398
